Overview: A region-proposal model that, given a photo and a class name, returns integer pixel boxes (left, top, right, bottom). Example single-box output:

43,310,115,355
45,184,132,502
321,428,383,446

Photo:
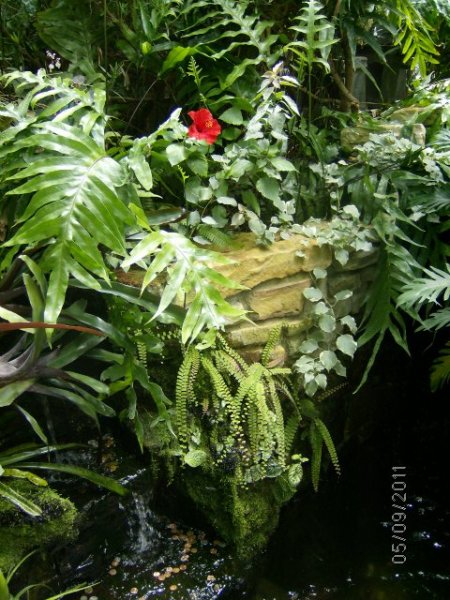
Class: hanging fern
284,413,301,458
261,323,283,367
314,418,341,476
309,422,323,492
175,346,199,449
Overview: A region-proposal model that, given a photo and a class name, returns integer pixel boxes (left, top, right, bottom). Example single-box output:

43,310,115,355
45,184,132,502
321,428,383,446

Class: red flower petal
187,108,221,144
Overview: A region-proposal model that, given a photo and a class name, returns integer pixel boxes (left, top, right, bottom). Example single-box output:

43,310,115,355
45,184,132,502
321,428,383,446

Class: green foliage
288,0,336,78
393,0,440,76
430,341,450,391
0,549,92,599
172,333,298,487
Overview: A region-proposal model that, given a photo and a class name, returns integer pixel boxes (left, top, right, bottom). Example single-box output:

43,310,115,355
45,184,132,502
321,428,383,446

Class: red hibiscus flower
187,108,221,144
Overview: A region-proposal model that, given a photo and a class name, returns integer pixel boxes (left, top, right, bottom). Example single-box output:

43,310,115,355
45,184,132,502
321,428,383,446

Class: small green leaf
184,449,208,467
0,380,36,407
166,143,187,166
336,334,357,357
318,313,336,333
161,46,197,74
185,177,213,204
319,350,338,371
270,157,296,171
313,267,327,279
299,339,319,353
187,153,208,176
334,290,353,301
334,249,349,265
220,107,244,125
129,153,153,190
256,177,280,202
303,287,323,302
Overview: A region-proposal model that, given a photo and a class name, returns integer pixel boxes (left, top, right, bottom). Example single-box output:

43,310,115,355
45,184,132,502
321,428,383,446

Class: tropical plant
0,551,92,600
0,442,127,517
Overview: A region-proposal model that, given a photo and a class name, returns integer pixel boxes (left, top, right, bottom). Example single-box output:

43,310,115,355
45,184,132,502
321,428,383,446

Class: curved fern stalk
216,332,248,371
213,349,245,383
200,355,234,407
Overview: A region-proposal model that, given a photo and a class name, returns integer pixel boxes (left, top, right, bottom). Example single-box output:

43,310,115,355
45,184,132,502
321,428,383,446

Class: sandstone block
227,316,313,348
247,274,311,320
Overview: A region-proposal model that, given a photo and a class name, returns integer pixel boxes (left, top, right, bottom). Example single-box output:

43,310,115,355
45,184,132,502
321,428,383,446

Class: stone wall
117,232,378,365
210,233,378,365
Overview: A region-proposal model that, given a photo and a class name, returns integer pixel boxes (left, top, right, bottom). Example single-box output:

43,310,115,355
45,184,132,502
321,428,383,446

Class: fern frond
310,422,323,492
397,264,450,308
430,341,450,392
196,223,235,249
175,346,199,449
213,349,244,383
216,332,248,371
314,418,340,476
200,355,234,406
187,56,203,89
181,0,279,90
288,0,337,73
266,375,285,466
393,0,439,76
284,413,301,457
261,323,282,367
420,307,450,332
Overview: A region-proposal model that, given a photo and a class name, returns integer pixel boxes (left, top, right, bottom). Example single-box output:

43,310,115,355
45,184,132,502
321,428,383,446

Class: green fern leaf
430,341,450,392
314,418,340,476
3,122,131,323
310,422,323,492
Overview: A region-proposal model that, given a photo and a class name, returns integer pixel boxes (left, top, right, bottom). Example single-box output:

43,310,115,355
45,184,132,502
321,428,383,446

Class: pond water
44,338,450,600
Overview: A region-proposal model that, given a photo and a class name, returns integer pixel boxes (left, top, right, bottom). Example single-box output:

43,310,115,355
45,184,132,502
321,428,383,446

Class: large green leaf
4,122,133,323
0,481,42,516
18,463,127,496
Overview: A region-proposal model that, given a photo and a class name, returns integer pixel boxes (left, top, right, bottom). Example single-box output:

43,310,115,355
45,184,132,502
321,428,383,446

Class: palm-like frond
288,0,336,73
122,230,246,343
397,264,450,308
2,122,132,323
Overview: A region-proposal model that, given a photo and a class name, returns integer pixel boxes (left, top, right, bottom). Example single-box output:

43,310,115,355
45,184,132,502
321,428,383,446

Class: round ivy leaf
336,334,357,357
303,287,323,302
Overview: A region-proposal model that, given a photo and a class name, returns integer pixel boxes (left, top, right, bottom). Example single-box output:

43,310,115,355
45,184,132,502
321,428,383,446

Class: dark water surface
45,338,450,600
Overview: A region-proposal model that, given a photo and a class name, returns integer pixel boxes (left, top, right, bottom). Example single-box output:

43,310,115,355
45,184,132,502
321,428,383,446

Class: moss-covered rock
0,481,78,572
181,468,291,558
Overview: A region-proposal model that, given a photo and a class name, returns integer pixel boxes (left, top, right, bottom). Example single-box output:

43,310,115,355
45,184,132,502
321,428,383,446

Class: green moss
182,469,284,558
0,481,78,572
